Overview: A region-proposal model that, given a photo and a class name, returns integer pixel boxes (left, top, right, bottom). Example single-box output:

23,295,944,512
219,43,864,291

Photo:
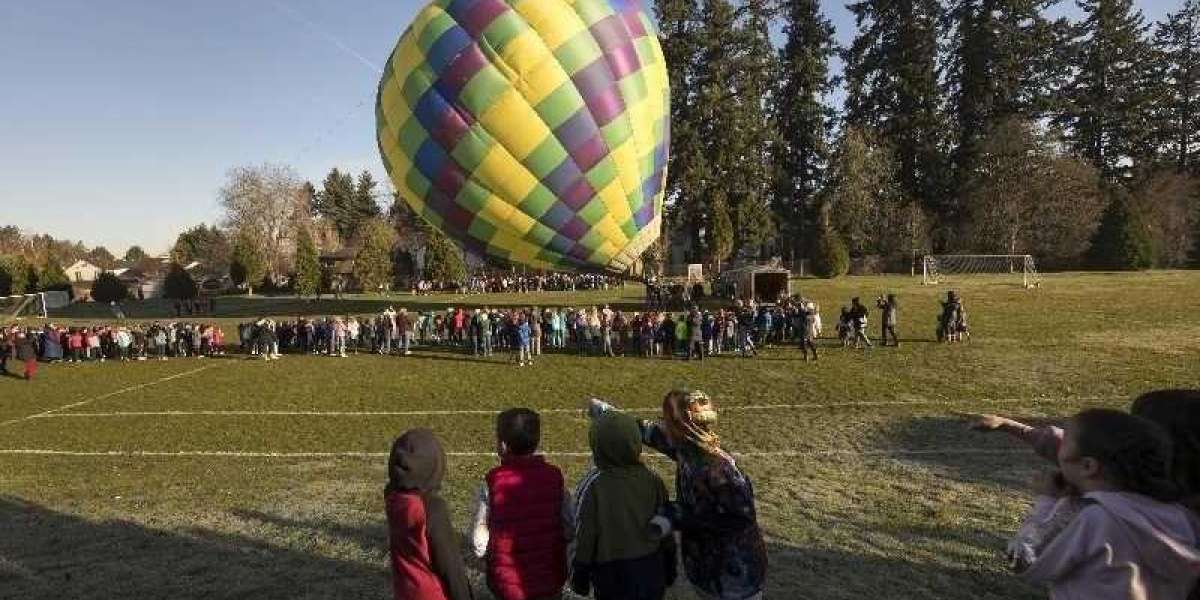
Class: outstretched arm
968,414,1062,463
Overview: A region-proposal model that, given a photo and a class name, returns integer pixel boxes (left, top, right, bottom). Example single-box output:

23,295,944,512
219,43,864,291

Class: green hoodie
574,411,670,564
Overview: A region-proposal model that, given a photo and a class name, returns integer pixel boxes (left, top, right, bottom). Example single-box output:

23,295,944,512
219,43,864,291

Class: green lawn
2,271,1198,599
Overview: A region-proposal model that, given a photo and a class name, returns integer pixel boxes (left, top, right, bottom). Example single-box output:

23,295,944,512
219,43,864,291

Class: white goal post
922,255,1042,288
1,293,48,320
1,291,69,320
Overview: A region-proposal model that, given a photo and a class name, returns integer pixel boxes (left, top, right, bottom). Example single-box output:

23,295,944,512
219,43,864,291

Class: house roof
66,259,98,272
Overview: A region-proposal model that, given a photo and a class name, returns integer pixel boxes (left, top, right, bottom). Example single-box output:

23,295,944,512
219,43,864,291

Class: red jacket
386,492,451,600
485,455,567,600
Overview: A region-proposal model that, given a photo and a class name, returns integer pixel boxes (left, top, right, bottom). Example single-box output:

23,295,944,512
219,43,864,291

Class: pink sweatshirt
1015,491,1200,600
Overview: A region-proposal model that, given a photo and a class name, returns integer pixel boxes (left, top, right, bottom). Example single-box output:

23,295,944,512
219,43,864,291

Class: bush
91,272,128,303
163,264,199,300
0,255,29,296
1088,189,1155,271
812,226,850,278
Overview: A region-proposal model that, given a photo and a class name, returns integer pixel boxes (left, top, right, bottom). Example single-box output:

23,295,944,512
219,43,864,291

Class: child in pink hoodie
979,408,1200,600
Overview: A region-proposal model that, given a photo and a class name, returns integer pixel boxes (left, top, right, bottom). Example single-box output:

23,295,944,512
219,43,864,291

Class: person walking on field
876,294,899,347
15,332,38,381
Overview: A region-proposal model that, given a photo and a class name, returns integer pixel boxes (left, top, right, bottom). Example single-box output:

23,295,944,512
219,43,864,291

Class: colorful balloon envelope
376,0,669,273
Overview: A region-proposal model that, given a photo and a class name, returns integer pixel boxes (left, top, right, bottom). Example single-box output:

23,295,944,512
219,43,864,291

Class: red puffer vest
486,455,567,600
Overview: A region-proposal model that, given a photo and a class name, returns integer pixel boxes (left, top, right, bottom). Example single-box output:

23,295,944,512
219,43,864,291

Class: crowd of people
0,321,226,379
388,388,1200,600
413,273,624,296
1,290,973,377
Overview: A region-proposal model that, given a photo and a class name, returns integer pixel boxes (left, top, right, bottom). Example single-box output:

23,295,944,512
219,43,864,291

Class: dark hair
497,408,541,456
1073,409,1180,502
1131,390,1200,501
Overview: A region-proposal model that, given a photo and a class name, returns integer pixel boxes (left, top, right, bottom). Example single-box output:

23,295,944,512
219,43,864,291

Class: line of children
970,389,1200,600
387,389,766,600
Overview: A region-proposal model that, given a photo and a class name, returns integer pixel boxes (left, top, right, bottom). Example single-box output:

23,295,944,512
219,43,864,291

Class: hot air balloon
376,0,669,274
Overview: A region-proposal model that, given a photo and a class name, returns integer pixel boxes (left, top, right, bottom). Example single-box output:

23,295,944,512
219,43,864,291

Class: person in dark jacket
15,332,38,381
385,429,474,600
876,294,899,347
571,410,677,600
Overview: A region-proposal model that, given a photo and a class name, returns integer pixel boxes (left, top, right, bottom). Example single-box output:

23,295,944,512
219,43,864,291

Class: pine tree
1059,0,1155,181
293,228,321,298
727,0,779,253
945,0,1065,206
812,222,850,278
312,168,359,240
822,127,905,258
353,219,395,294
1088,188,1155,270
775,0,838,259
709,193,735,272
163,264,199,300
1150,0,1200,173
844,0,947,223
90,272,127,304
352,171,383,230
423,229,466,284
655,0,702,251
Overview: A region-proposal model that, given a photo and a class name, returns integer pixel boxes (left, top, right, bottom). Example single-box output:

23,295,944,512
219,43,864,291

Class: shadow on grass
0,496,393,600
764,540,1040,600
873,415,1063,490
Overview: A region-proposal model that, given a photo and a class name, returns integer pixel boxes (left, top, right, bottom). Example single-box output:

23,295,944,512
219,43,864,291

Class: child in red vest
471,408,572,600
384,429,473,600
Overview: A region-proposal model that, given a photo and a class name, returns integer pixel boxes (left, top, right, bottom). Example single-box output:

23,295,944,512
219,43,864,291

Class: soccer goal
922,255,1042,288
1,293,48,320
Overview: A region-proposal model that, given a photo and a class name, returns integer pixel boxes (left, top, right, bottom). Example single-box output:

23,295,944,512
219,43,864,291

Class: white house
64,260,103,283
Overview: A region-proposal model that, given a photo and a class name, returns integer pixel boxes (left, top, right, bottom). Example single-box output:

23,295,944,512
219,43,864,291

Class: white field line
0,448,1032,459
0,365,216,428
28,394,1128,420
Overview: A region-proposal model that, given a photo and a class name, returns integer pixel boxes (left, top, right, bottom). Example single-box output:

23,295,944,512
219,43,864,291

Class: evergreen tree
311,168,359,240
90,272,128,304
293,228,321,298
654,0,702,251
230,230,267,296
709,194,735,271
422,229,466,284
812,222,850,278
353,219,395,294
123,246,147,263
945,0,1065,206
172,224,231,272
162,264,199,300
38,257,69,290
822,127,906,258
844,0,948,224
687,0,777,259
1088,188,1155,269
775,0,838,259
1150,0,1200,173
353,171,383,227
1058,0,1155,181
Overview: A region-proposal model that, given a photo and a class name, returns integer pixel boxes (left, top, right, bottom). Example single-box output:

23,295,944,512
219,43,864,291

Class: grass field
2,271,1199,599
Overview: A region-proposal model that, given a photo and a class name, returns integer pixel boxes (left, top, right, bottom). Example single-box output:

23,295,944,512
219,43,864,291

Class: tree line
657,0,1200,274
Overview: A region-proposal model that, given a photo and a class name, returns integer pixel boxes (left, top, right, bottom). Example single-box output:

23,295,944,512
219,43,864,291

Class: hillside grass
2,271,1198,599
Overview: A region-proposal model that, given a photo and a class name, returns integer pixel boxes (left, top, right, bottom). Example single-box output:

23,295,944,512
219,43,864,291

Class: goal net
1,293,48,320
0,291,69,320
922,255,1042,288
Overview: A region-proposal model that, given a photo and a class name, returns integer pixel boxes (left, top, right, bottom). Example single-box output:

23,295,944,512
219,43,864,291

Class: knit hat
662,389,721,455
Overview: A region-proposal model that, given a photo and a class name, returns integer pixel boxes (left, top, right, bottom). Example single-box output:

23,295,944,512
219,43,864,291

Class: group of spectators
387,388,1200,600
1,321,226,379
413,273,624,296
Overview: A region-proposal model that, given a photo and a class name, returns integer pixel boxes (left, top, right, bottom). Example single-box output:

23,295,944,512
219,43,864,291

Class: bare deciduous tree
218,164,311,281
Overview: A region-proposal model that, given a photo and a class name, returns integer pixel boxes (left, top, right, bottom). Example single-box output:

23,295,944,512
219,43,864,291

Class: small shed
718,265,792,305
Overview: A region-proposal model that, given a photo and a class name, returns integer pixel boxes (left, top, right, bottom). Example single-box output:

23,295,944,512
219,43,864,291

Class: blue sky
0,0,1176,255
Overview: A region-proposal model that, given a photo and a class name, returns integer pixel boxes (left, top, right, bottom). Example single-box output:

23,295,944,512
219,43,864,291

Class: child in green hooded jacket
571,411,677,600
